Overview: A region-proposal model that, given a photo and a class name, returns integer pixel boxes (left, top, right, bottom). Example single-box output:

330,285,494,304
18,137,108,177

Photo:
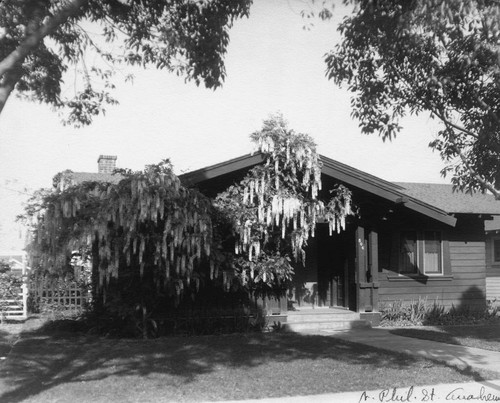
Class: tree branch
0,68,23,115
456,148,500,199
430,106,479,140
0,0,89,112
440,118,500,198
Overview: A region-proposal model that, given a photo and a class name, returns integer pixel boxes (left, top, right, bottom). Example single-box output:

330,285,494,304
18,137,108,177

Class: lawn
0,320,495,403
390,324,500,352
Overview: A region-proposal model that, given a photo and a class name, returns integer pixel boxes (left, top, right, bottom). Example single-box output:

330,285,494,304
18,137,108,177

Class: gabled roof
179,153,457,226
66,153,500,228
395,182,500,215
179,153,265,186
64,172,123,186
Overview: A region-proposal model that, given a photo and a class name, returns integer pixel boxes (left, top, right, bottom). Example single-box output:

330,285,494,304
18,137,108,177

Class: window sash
423,231,442,275
398,230,443,275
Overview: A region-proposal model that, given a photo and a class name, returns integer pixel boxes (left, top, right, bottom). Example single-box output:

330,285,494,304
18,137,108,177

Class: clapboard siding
380,287,485,297
449,246,485,254
453,260,490,267
379,295,486,308
382,278,484,288
486,278,500,300
378,215,487,309
449,253,483,260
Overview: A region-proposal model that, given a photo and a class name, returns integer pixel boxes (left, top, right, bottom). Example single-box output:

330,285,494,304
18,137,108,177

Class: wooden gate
1,283,28,320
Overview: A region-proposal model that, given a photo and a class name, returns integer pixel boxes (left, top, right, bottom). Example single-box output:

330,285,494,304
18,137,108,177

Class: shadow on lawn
0,324,490,403
389,324,500,347
0,328,14,358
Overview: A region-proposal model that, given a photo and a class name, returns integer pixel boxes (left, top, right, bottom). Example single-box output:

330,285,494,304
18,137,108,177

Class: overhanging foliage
214,114,353,295
27,160,213,299
325,0,500,197
0,0,252,125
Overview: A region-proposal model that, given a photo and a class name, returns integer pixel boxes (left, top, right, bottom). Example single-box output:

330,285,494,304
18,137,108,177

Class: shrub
379,297,430,326
380,298,500,327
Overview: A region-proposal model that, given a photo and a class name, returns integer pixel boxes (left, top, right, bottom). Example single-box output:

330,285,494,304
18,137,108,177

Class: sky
0,0,449,251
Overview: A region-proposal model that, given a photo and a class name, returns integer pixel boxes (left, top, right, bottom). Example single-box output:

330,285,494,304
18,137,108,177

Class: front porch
260,222,382,330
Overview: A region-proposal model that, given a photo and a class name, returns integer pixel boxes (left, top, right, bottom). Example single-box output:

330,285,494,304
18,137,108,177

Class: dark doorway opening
289,224,356,311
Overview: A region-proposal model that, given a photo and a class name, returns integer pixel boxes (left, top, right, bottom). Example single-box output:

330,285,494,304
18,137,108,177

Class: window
398,230,443,275
494,239,500,263
423,231,443,275
399,231,418,273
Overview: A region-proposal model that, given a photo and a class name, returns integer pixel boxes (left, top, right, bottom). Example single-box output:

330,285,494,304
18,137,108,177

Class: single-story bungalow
179,152,500,315
66,154,500,321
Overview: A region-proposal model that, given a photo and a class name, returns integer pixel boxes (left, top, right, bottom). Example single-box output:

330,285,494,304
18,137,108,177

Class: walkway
324,326,500,375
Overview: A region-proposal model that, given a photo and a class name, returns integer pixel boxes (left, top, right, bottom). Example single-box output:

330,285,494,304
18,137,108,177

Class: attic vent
98,155,117,174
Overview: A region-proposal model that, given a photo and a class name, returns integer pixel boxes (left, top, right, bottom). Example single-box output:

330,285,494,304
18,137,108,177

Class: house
60,155,122,188
67,154,500,321
0,251,30,276
180,153,500,317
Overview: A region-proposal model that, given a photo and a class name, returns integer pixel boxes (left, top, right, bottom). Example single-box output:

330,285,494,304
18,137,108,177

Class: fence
29,277,90,314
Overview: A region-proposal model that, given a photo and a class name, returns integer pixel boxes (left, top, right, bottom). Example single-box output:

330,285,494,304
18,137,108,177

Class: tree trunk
0,0,89,115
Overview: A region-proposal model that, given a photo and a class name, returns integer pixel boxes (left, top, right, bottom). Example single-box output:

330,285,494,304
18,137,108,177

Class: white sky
0,0,449,250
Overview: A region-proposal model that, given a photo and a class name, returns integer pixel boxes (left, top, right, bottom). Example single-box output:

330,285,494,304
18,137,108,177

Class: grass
390,324,500,352
0,318,495,402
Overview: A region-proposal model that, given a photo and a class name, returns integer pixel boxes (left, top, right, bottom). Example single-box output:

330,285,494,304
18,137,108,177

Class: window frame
493,237,500,263
397,230,445,276
422,230,444,276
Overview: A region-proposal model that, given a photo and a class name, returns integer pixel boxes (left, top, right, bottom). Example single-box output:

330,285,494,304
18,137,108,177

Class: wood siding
378,215,487,309
486,278,500,300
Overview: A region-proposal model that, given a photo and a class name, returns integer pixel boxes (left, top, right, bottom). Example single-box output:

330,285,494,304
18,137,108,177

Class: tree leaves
0,0,252,125
214,114,354,293
327,0,500,197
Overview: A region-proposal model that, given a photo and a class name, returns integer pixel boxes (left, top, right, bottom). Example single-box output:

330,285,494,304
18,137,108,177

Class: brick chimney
97,155,117,174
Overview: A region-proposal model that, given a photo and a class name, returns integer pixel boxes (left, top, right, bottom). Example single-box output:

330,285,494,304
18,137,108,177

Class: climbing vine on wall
25,115,355,312
26,160,213,300
214,114,354,293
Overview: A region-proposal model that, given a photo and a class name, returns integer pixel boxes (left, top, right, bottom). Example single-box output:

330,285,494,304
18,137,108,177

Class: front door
320,226,355,310
289,224,356,310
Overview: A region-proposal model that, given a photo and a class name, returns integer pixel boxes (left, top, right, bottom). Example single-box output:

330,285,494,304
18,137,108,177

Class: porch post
368,230,379,312
356,227,380,314
355,226,366,312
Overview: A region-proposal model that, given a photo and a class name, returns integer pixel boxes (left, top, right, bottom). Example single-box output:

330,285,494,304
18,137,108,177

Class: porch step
283,308,371,332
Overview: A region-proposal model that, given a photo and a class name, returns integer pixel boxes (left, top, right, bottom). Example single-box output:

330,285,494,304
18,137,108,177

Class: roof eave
179,153,265,186
180,152,457,227
320,157,457,227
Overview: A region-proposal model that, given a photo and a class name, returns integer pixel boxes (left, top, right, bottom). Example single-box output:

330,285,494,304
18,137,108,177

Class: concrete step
283,318,370,332
286,310,359,323
283,308,372,332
